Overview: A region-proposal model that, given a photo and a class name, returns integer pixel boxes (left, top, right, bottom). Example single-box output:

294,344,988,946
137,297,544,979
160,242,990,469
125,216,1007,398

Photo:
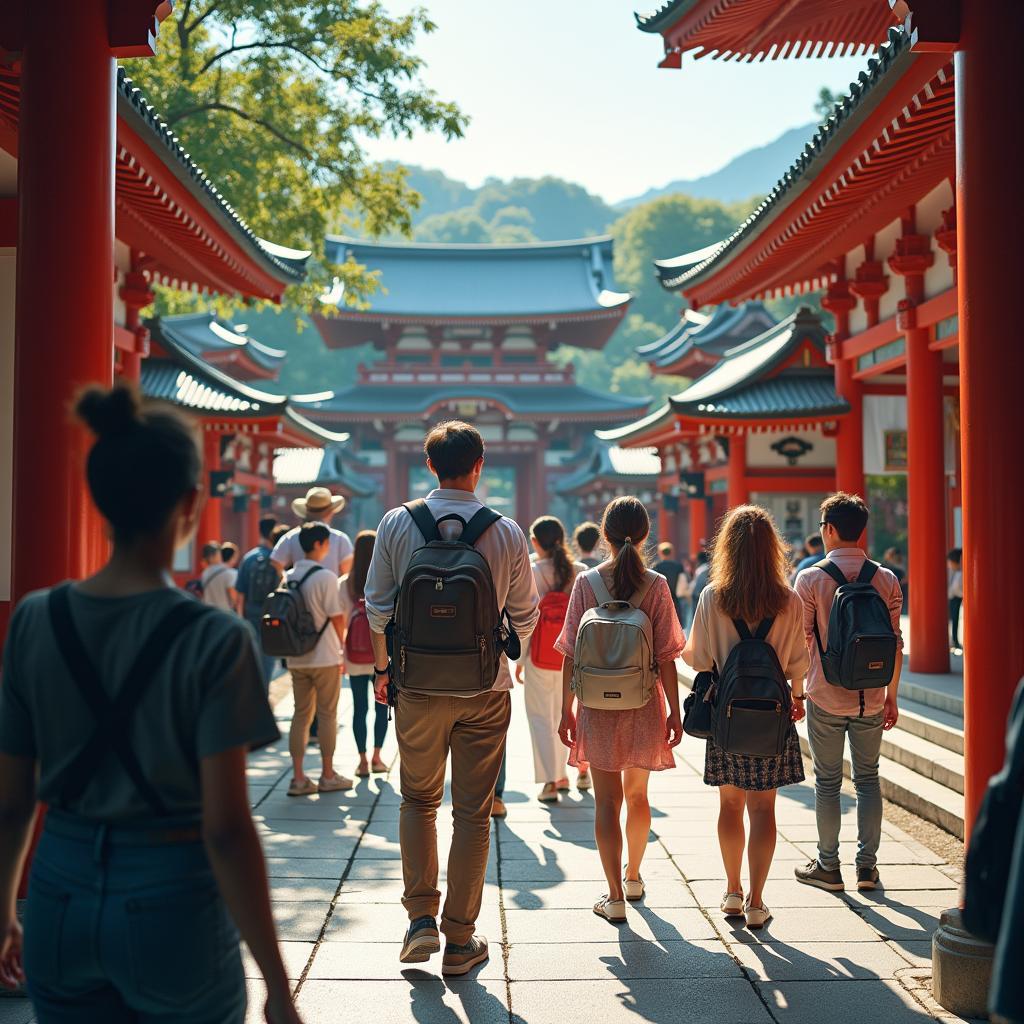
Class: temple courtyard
4,670,971,1024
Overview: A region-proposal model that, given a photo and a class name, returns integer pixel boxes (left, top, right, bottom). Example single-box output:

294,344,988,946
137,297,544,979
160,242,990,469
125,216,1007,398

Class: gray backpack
571,569,659,711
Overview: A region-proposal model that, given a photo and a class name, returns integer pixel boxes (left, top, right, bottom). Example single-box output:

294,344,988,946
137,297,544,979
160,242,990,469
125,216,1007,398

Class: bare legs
592,767,652,899
717,784,778,906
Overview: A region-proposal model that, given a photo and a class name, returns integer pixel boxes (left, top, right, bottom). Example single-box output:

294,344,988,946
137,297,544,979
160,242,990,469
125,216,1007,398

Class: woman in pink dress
555,497,685,923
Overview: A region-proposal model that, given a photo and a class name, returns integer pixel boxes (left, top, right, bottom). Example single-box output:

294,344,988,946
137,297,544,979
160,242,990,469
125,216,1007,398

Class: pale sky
361,1,870,204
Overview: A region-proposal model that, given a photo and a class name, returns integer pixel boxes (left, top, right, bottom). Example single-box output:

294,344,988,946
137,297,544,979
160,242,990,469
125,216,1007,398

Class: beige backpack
571,568,659,711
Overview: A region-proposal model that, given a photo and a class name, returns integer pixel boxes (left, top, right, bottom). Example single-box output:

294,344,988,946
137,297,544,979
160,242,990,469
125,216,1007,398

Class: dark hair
600,496,650,600
658,542,674,558
805,533,823,552
531,516,575,593
221,542,239,564
347,530,377,600
573,522,600,555
299,521,330,553
424,420,484,481
820,491,869,542
75,383,200,543
270,523,290,544
710,505,791,623
201,541,221,561
259,515,277,541
948,547,962,563
696,550,709,566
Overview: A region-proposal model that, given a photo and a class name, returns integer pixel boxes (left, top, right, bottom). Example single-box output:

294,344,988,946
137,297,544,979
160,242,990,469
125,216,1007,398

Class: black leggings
350,673,389,753
949,597,962,648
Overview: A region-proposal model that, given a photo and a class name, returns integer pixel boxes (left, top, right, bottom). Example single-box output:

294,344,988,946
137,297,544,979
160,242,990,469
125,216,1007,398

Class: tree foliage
125,2,467,308
814,86,840,120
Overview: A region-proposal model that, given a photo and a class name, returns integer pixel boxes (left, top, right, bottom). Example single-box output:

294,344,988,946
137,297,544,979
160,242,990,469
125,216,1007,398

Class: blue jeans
495,751,507,798
24,811,246,1024
805,699,885,871
350,674,389,754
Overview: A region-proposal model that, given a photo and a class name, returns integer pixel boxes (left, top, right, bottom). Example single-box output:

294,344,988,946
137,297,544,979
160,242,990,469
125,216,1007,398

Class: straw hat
292,486,346,520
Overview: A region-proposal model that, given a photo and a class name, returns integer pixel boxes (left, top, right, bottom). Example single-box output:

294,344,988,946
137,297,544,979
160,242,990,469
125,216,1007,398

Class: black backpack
812,559,898,692
389,499,506,697
963,678,1024,943
260,565,328,657
712,618,791,758
246,549,281,611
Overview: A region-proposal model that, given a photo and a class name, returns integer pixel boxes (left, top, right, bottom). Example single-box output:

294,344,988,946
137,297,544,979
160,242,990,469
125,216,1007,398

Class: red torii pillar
194,429,223,572
891,226,949,675
726,433,749,508
957,0,1024,834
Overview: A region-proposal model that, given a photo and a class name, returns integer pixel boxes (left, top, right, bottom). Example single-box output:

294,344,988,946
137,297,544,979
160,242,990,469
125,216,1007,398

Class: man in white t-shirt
199,541,237,613
271,486,354,577
284,523,352,797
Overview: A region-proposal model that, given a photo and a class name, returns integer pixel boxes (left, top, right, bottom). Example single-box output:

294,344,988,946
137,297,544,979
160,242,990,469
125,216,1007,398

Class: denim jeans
805,699,885,871
350,673,389,753
24,811,246,1024
495,750,507,798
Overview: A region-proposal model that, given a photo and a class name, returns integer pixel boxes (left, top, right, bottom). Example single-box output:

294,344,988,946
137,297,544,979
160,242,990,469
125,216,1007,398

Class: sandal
720,892,745,916
593,895,627,923
538,782,560,803
287,777,317,797
355,764,370,779
317,774,353,793
577,769,592,790
744,901,772,929
371,759,388,774
555,778,571,793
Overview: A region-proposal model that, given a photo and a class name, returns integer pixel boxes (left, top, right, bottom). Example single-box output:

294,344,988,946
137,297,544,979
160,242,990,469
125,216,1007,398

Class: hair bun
76,383,142,438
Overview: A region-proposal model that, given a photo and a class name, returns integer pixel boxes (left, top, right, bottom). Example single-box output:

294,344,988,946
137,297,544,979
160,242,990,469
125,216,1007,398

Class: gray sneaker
856,867,881,891
794,859,845,892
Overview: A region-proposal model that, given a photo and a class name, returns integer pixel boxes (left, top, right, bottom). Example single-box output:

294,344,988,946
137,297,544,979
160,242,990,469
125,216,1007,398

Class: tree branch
166,102,313,159
197,37,337,77
185,1,224,35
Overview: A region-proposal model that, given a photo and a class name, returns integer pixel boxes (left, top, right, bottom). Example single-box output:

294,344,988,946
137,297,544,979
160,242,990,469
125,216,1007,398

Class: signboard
884,429,908,472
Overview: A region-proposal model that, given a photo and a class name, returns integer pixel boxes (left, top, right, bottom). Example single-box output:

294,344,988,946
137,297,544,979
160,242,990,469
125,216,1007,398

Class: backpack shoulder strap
732,618,753,641
627,569,657,609
815,558,848,588
404,499,442,543
585,568,615,606
754,617,774,640
856,559,880,584
295,565,325,589
460,506,502,547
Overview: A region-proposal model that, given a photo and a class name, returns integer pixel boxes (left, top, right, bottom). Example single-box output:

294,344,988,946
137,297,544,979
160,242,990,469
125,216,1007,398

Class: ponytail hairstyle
710,504,791,624
75,383,201,544
600,496,650,601
530,515,575,592
347,529,377,600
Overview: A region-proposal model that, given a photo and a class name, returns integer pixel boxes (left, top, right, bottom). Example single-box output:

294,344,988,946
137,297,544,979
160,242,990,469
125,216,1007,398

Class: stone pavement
1,677,971,1024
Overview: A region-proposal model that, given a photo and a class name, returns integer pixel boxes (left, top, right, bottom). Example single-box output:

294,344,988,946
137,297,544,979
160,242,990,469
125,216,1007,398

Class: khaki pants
289,666,341,766
396,688,510,945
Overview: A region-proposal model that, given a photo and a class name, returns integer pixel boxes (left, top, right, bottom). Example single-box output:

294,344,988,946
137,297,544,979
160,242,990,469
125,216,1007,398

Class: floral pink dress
554,571,685,772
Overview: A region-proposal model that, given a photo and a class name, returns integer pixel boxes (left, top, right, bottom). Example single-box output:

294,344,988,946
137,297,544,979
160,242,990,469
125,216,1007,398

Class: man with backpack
274,523,352,797
198,541,237,613
794,492,903,893
364,421,538,977
234,515,281,688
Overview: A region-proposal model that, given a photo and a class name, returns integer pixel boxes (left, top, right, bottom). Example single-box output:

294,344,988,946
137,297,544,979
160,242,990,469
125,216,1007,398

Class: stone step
895,697,964,755
900,675,964,718
795,719,965,839
881,721,964,794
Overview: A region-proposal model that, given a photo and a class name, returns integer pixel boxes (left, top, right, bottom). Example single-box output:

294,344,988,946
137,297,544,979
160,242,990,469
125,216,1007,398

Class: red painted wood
12,3,114,604
726,434,749,508
195,430,222,573
957,0,1024,837
688,497,708,561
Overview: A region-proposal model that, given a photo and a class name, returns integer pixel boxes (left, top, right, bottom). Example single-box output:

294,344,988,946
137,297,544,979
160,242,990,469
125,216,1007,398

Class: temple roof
155,313,287,380
273,444,377,498
320,236,630,320
299,382,649,423
653,29,954,305
638,301,777,373
555,439,660,495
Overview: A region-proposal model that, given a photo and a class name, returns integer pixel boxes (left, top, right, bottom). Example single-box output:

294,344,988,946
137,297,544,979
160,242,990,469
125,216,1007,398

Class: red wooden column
246,488,262,552
688,497,708,561
194,430,222,572
726,433,748,508
119,260,154,383
957,0,1024,833
823,280,864,497
891,224,949,675
12,3,116,599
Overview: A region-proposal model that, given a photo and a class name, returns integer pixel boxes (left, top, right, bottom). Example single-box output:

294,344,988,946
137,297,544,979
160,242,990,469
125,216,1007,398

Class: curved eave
281,407,351,447
595,404,680,449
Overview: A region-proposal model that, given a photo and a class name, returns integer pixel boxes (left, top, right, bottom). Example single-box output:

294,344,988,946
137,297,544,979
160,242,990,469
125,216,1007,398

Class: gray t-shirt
0,585,279,821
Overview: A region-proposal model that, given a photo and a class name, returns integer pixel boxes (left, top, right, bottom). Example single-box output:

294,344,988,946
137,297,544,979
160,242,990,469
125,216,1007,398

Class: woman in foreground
0,384,301,1023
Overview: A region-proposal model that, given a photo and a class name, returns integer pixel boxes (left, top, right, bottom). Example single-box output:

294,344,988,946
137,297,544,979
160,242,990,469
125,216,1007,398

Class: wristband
792,693,807,701
374,664,390,676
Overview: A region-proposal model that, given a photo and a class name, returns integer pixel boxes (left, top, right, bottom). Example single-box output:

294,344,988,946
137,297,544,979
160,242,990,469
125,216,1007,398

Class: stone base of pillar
932,908,993,1018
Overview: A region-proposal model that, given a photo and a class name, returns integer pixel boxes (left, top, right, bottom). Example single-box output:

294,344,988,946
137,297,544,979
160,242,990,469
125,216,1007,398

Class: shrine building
303,237,649,526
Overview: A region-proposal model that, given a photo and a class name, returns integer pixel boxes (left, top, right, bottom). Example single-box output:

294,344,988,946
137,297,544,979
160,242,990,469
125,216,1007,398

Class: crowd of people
0,384,1016,1024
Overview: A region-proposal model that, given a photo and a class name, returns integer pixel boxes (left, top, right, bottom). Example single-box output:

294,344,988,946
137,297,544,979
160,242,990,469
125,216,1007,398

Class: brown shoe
491,796,507,819
441,935,489,976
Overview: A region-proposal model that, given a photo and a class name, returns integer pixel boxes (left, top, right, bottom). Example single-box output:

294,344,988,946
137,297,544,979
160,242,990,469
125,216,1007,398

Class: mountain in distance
616,122,815,208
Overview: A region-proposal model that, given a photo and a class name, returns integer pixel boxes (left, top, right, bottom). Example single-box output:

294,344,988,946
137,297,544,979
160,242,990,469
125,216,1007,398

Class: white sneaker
744,901,772,929
593,895,627,923
720,892,744,916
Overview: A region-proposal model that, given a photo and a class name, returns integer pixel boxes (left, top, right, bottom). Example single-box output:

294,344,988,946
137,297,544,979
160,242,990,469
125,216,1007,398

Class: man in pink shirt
793,492,903,893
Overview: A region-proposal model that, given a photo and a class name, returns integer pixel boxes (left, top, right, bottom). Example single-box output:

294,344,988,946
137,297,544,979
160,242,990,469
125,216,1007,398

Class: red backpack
345,597,375,665
530,589,570,670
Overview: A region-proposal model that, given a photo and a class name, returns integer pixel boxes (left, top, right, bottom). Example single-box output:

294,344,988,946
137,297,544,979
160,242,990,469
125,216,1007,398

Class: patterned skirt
703,725,805,791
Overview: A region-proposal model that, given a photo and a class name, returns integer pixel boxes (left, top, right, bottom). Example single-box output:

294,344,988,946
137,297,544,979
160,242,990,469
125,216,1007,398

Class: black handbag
683,668,717,739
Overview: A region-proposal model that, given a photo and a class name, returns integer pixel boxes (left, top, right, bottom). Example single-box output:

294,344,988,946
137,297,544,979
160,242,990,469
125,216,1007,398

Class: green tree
814,86,840,120
416,209,492,243
125,2,467,307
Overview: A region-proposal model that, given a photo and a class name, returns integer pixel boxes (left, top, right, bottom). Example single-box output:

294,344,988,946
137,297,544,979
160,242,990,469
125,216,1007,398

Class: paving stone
307,940,504,981
242,941,313,980
790,840,946,866
500,878,696,911
755,979,937,1022
719,907,882,945
271,901,330,942
847,903,941,943
731,940,912,981
297,979,510,1023
269,877,341,901
266,856,348,879
688,879,851,910
897,940,934,968
863,865,958,890
506,939,741,981
508,978,773,1024
503,906,717,944
322,900,502,943
843,889,960,910
0,999,35,1024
